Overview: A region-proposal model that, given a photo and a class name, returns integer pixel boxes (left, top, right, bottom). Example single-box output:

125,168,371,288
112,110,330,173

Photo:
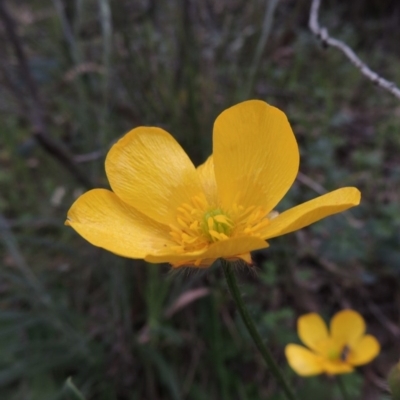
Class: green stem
243,0,280,99
63,377,86,400
221,259,298,400
337,376,350,400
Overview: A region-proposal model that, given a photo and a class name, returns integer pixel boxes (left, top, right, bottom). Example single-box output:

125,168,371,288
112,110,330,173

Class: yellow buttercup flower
285,310,380,376
66,100,360,268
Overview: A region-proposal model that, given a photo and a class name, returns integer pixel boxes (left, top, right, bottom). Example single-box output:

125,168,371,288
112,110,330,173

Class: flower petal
347,334,380,366
105,127,204,225
197,155,218,205
66,189,172,258
213,100,299,211
261,187,361,240
145,236,268,267
285,344,324,376
322,360,354,375
298,313,329,353
330,310,366,346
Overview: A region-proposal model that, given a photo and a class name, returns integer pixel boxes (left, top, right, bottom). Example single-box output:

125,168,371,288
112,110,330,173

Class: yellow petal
213,100,299,212
322,360,354,375
145,236,268,267
298,313,329,353
105,127,204,225
347,335,380,366
285,344,324,376
66,189,172,258
330,310,365,346
197,155,218,205
261,187,361,240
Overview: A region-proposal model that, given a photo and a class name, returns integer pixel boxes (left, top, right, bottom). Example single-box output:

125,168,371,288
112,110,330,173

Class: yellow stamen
166,192,272,257
201,208,234,241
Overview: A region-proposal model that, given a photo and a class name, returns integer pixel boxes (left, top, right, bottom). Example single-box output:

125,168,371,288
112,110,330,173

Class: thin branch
0,2,40,104
296,171,326,195
74,149,105,163
0,0,94,189
309,0,400,101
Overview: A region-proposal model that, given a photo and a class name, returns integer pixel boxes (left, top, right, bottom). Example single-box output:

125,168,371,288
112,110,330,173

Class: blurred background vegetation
0,0,400,399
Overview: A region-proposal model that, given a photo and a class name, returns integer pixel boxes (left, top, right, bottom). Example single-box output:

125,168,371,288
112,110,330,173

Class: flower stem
221,259,298,400
337,376,350,400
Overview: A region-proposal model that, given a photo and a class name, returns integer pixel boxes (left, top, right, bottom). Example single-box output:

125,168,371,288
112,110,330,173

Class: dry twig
309,0,400,101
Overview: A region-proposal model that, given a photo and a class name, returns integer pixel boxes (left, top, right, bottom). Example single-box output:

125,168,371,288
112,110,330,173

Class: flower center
168,196,235,254
327,349,340,361
201,208,233,242
166,195,276,259
327,345,350,362
168,195,211,254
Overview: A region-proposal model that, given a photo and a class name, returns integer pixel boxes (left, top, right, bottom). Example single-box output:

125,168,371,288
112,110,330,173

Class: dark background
0,0,400,399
